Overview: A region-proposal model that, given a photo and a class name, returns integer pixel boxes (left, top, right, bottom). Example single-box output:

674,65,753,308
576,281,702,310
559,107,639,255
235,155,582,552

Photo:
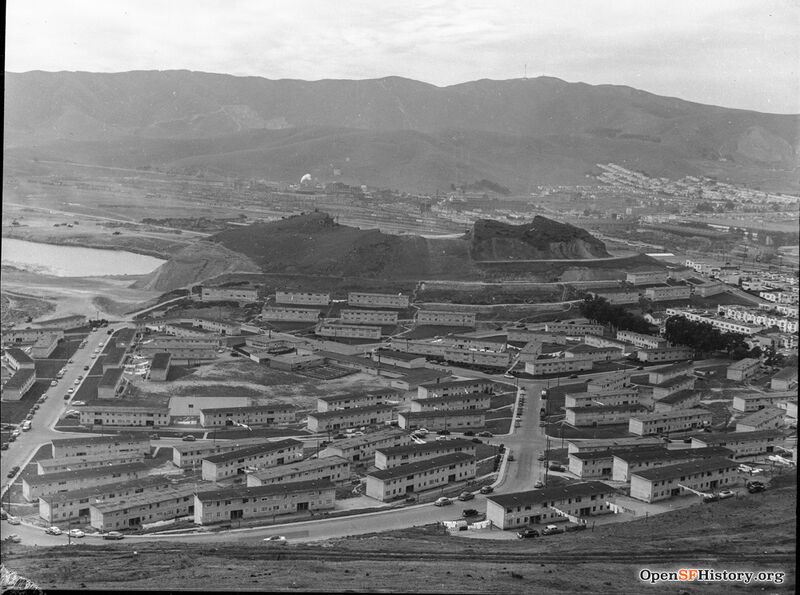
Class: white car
74,379,81,385
718,489,737,500
263,535,287,545
433,497,452,507
71,401,86,406
67,388,74,394
6,516,21,525
67,528,85,538
45,526,63,535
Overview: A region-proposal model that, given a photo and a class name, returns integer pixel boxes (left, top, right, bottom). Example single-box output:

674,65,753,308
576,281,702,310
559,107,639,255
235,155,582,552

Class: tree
579,296,656,334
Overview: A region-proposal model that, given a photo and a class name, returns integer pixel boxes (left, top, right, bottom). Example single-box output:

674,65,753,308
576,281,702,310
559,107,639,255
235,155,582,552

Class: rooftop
203,439,303,464
418,378,493,390
38,476,171,505
327,427,408,450
631,408,710,422
51,433,149,448
656,389,699,405
570,446,666,462
309,404,394,420
318,389,396,404
5,348,33,364
248,455,349,481
367,452,474,481
689,429,784,444
196,479,335,502
631,456,736,481
78,399,169,411
150,352,171,369
91,484,199,513
3,368,35,390
400,408,487,419
200,403,295,414
738,407,785,425
567,403,647,414
172,437,272,454
728,357,760,371
614,445,733,464
411,393,491,405
376,439,476,458
24,462,150,486
487,481,614,508
374,349,425,362
98,367,125,388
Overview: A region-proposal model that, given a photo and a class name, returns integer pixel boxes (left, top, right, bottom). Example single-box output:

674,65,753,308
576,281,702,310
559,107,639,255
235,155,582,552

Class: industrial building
22,462,150,502
485,482,615,530
201,439,304,482
374,439,476,470
628,408,712,436
199,404,296,428
194,480,336,525
398,409,486,431
306,404,394,432
246,456,350,487
365,452,475,501
629,457,738,503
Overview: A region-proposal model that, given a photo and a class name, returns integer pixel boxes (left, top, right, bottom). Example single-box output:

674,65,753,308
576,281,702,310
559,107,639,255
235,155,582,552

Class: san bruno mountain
4,70,798,192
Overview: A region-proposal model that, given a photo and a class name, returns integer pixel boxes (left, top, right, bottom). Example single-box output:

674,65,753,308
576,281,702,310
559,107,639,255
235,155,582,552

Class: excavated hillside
134,212,622,291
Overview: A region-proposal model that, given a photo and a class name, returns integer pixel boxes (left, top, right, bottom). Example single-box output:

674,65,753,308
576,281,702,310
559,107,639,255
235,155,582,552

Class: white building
365,452,475,501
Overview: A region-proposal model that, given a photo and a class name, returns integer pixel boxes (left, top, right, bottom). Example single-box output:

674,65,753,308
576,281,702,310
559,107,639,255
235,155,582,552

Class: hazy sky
6,0,799,113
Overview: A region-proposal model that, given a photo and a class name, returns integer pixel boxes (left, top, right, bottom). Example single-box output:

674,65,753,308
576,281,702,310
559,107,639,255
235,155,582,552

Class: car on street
67,529,85,538
7,466,20,478
64,395,71,400
479,485,494,494
149,434,160,440
436,429,451,435
33,404,40,411
548,463,566,472
25,413,33,421
6,534,21,543
436,436,449,442
747,482,766,493
462,509,479,517
541,525,564,536
83,366,90,371
534,481,544,488
517,528,539,539
477,432,493,438
462,431,474,436
72,401,86,406
702,494,719,503
471,438,483,444
537,453,546,461
50,380,58,387
263,535,287,545
182,435,197,442
67,388,74,394
433,497,452,507
718,489,737,500
9,434,17,442
7,516,21,525
45,526,63,535
457,491,474,501
103,531,124,540
1,443,8,451
507,453,515,461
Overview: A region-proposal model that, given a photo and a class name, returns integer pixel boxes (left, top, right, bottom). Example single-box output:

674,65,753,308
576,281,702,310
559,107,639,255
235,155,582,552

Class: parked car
507,453,515,461
45,526,63,535
33,404,40,411
534,481,544,488
477,432,493,438
416,428,429,436
433,497,452,507
83,365,90,371
103,531,125,540
404,496,417,503
67,388,74,395
262,535,287,545
0,509,7,520
569,374,579,379
182,435,197,442
517,528,539,539
25,413,33,421
462,509,479,517
718,489,736,500
479,485,494,494
746,481,766,493
74,379,81,385
50,380,58,387
6,516,21,525
67,529,85,538
549,463,566,472
436,429,451,435
702,494,719,503
64,395,71,400
149,434,160,440
471,438,483,444
537,453,546,461
6,534,21,543
541,524,564,536
0,443,8,451
462,431,475,436
457,491,474,501
7,466,20,478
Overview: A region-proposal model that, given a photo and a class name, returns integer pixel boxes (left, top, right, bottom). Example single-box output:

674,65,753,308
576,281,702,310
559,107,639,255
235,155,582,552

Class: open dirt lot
2,474,794,593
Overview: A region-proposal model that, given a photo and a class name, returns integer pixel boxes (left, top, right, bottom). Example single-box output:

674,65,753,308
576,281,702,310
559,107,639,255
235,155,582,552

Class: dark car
182,435,197,442
569,374,579,379
702,494,719,503
565,524,587,532
517,528,539,539
457,491,475,501
437,429,451,435
548,463,566,472
479,485,494,494
477,432,493,438
471,438,483,444
103,531,124,540
537,453,546,461
462,509,479,517
83,366,90,371
747,481,766,493
463,431,475,436
1,443,8,451
7,466,20,478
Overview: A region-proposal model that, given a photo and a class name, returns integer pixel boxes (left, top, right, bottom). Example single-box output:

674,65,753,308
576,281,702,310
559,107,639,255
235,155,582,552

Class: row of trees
663,315,758,359
579,296,655,334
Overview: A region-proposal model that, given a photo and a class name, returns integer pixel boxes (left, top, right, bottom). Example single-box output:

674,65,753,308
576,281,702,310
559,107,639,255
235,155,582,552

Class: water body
1,238,166,277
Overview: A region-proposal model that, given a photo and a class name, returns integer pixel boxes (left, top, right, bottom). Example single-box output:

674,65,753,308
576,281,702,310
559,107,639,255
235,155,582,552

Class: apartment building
689,429,783,458
771,366,798,391
38,453,146,475
665,308,764,335
3,327,64,344
505,328,568,345
78,400,171,427
398,409,486,431
193,480,335,525
524,352,593,376
588,290,640,305
732,393,794,413
374,439,476,470
149,352,171,381
586,373,634,393
316,322,382,340
626,271,667,285
371,350,427,368
89,484,197,531
307,404,394,432
653,389,701,412
644,285,692,302
51,434,151,459
365,452,475,501
629,457,738,503
38,476,172,524
565,404,648,427
694,281,727,298
97,368,128,398
201,286,260,304
566,437,663,455
2,368,36,401
649,361,693,384
616,330,667,349
726,358,760,381
275,291,330,306
30,333,60,359
628,408,712,436
3,348,35,371
415,310,477,327
171,437,276,468
199,404,296,428
544,322,605,336
568,446,659,479
564,387,640,409
347,292,409,309
417,379,494,399
637,346,695,363
319,427,411,464
102,347,128,372
316,389,399,413
736,407,785,432
262,306,321,322
409,392,491,412
33,314,88,330
485,482,615,530
201,439,304,482
584,335,629,353
611,446,734,482
246,456,350,487
340,309,398,325
22,462,150,502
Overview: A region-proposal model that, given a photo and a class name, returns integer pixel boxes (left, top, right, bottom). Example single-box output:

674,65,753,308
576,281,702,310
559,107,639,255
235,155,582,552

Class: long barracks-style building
365,452,475,501
246,456,351,487
22,462,150,502
50,434,151,459
200,439,304,482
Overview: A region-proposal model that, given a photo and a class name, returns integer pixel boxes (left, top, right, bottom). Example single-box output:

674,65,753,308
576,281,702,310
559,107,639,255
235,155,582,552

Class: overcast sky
5,0,799,113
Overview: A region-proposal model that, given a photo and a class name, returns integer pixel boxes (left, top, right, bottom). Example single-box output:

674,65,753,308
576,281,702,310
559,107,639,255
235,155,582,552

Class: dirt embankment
132,240,262,292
